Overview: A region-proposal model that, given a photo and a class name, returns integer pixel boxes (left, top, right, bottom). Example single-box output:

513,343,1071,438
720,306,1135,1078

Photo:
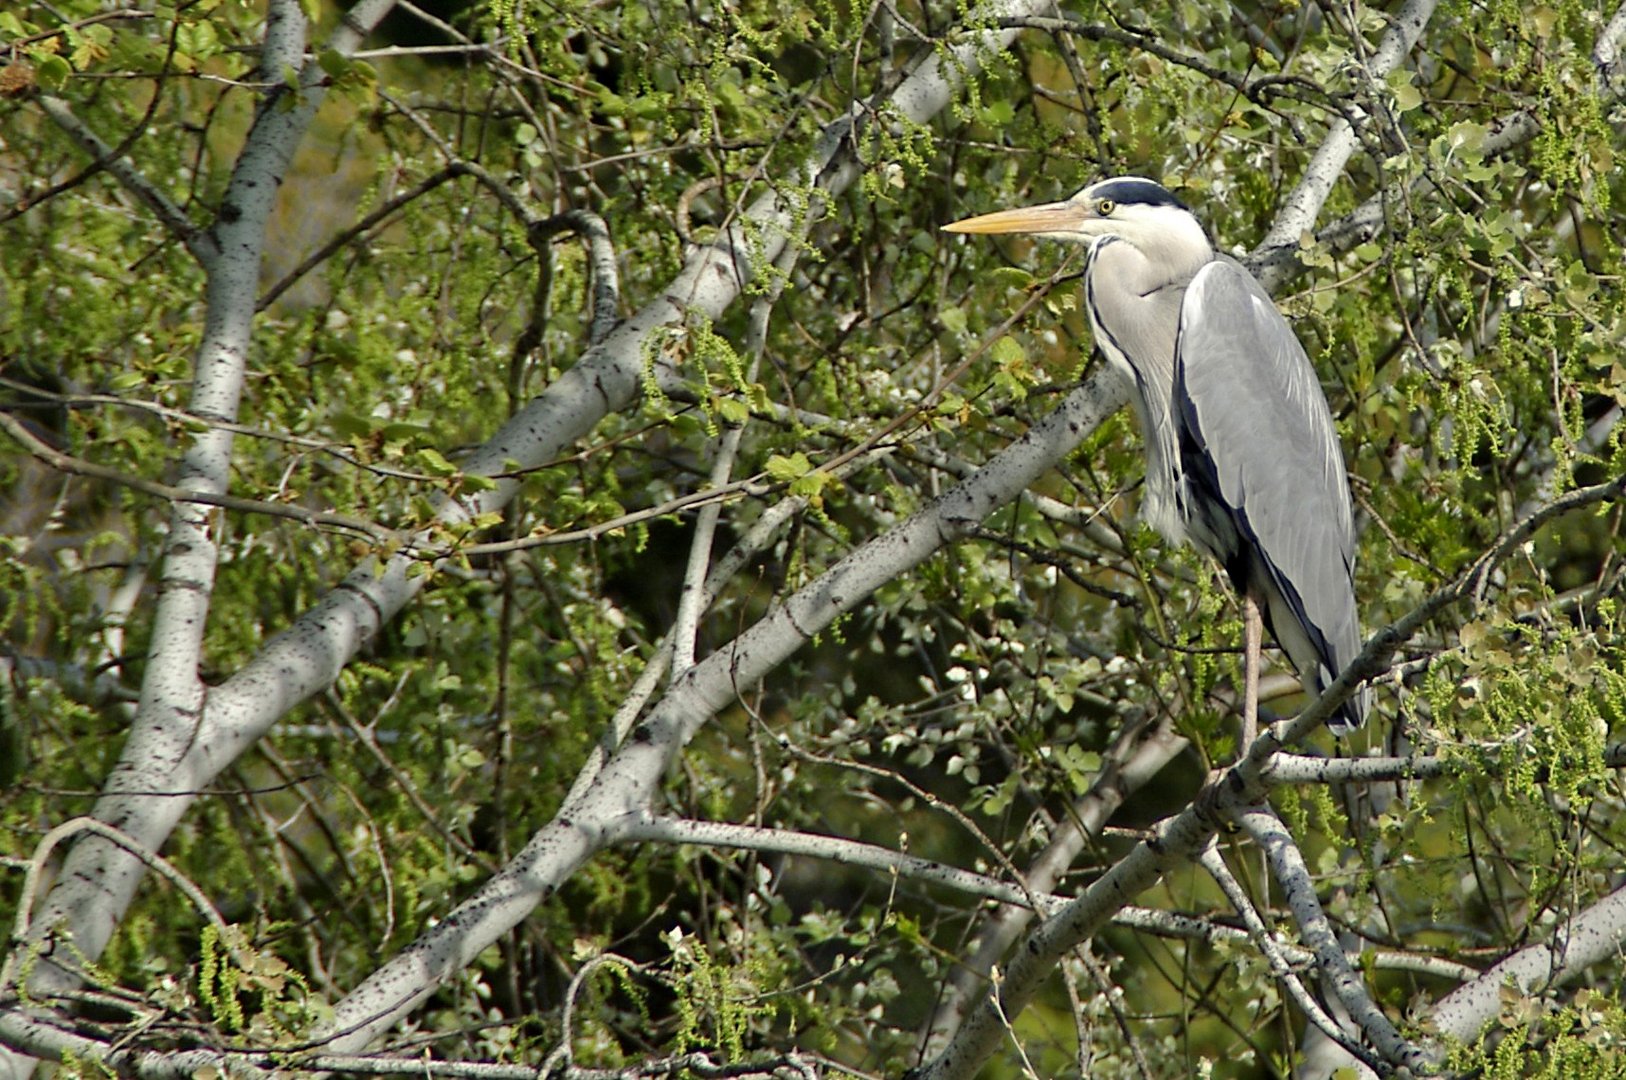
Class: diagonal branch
304,367,1131,1055
33,96,214,263
1425,881,1626,1050
1234,807,1420,1070
1195,840,1370,1064
911,471,1624,1080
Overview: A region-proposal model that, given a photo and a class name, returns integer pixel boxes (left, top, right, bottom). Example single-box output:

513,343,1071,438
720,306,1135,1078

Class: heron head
944,177,1208,261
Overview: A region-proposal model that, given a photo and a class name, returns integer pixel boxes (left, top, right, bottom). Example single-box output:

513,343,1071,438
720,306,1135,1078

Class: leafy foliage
1,0,1624,1077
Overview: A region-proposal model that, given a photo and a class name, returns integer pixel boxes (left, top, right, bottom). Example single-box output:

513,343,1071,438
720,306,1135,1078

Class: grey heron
944,176,1367,735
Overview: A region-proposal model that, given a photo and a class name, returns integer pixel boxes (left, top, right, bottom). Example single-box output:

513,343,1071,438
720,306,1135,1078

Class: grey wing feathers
1174,259,1366,729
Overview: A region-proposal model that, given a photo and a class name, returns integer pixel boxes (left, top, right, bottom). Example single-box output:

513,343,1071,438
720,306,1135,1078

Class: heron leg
1241,593,1262,751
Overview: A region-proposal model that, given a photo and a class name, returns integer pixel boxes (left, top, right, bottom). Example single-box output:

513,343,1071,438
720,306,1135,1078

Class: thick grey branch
1426,882,1626,1050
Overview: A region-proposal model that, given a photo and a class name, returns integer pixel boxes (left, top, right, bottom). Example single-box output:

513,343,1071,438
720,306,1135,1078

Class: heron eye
1096,199,1116,216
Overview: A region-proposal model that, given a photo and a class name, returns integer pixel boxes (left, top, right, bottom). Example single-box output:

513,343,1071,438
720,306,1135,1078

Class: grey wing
1174,259,1366,728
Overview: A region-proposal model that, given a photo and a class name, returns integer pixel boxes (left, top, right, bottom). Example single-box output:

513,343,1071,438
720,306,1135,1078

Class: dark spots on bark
218,202,241,224
631,723,652,743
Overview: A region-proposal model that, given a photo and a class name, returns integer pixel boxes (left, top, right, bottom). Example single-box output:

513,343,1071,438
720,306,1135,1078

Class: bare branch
1426,882,1626,1050
0,410,390,540
1196,841,1368,1062
33,96,213,262
528,210,623,347
1111,906,1477,983
670,244,794,677
623,814,1049,910
1235,807,1421,1071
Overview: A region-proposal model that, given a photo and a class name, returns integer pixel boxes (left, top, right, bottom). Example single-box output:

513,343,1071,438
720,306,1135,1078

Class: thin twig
0,410,390,540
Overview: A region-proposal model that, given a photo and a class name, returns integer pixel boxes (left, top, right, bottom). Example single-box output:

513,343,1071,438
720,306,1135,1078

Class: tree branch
912,471,1623,1079
5,6,402,1079
1425,882,1626,1051
33,95,213,262
0,410,390,540
1235,807,1421,1071
1196,841,1369,1064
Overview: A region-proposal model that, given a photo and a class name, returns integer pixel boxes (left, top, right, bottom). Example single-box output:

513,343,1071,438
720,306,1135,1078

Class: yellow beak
941,199,1089,235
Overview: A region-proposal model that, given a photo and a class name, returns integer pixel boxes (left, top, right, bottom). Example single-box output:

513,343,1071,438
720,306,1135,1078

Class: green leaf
317,49,351,78
789,471,832,500
379,421,431,442
938,305,968,335
985,266,1034,291
1446,120,1487,161
1387,71,1422,112
33,53,70,91
175,21,220,62
978,99,1014,127
765,452,811,482
415,447,459,477
990,335,1025,369
331,413,372,439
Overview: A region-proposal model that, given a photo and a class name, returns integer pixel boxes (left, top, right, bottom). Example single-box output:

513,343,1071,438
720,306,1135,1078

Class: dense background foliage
2,0,1624,1077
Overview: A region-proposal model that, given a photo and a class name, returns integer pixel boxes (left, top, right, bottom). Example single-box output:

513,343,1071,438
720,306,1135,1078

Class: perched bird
944,176,1367,733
